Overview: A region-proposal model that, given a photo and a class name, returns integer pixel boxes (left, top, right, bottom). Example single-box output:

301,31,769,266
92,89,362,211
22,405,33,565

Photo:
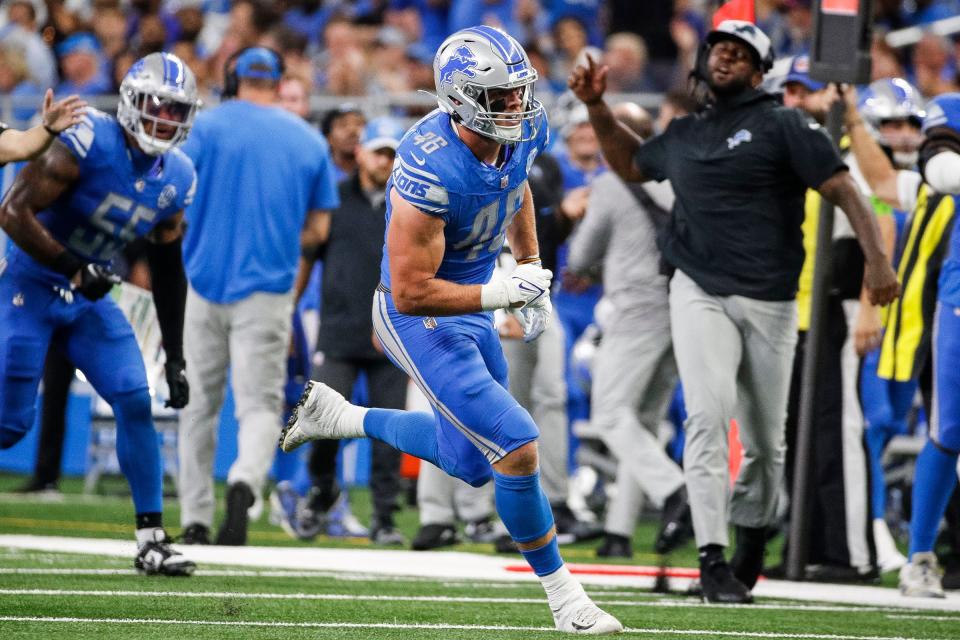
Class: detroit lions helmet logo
439,45,478,87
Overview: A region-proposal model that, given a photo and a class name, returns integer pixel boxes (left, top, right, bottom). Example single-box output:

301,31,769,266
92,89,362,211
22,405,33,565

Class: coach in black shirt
301,118,410,546
570,20,899,603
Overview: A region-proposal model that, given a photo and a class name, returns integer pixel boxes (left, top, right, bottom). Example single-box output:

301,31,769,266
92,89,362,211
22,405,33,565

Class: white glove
511,294,552,342
480,262,553,311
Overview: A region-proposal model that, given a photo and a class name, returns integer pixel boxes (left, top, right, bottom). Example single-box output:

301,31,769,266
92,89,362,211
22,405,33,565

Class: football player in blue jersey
0,52,200,576
280,26,622,634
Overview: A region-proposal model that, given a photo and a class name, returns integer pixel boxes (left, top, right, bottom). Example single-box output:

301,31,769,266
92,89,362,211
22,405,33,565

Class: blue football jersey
381,109,549,289
6,108,196,284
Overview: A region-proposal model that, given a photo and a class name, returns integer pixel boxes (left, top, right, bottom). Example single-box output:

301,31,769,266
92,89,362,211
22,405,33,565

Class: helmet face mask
117,52,200,156
434,26,544,145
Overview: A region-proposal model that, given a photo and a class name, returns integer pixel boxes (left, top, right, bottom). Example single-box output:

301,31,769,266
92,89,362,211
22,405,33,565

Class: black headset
222,46,286,100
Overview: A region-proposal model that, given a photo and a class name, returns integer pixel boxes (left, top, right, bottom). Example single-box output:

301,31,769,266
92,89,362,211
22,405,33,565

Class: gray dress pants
178,286,293,528
669,270,797,548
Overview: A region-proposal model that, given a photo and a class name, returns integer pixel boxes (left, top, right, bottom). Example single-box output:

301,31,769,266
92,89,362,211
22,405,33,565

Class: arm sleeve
146,237,187,363
567,181,613,274
632,130,671,182
781,110,848,188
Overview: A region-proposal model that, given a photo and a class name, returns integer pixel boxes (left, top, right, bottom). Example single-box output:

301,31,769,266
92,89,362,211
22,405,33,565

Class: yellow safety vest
878,184,956,381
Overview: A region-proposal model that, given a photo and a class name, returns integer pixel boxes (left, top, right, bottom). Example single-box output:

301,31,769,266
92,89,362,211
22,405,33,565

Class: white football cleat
899,552,945,598
279,381,367,453
553,599,624,634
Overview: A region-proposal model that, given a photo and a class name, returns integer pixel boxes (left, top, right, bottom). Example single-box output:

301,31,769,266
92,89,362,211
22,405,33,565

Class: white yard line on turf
3,534,960,612
887,614,956,621
0,616,946,640
1,588,956,615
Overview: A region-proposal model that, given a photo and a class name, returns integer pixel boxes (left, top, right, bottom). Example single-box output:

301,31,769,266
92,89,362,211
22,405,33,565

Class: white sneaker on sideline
552,598,623,634
899,552,945,598
279,381,367,452
873,519,907,573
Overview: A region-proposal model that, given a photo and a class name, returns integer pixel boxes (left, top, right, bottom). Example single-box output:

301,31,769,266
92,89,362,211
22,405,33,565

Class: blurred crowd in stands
2,0,960,119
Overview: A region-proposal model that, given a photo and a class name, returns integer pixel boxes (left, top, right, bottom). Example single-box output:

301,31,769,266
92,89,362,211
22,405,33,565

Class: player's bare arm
0,91,86,165
0,139,80,269
294,209,331,303
388,188,483,316
818,170,900,306
505,183,539,261
841,86,902,208
568,54,647,183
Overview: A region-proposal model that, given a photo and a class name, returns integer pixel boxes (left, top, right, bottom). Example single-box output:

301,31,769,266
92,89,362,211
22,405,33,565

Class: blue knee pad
112,389,163,515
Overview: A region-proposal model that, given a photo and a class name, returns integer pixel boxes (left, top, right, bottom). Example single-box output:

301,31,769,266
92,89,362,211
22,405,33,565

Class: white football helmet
118,52,200,156
858,78,925,167
434,26,544,145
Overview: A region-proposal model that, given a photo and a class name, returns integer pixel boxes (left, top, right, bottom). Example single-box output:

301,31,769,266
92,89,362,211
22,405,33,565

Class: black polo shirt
317,174,389,360
635,89,847,301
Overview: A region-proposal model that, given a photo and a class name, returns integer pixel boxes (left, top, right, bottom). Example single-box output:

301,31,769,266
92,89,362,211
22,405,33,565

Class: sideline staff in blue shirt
177,47,339,546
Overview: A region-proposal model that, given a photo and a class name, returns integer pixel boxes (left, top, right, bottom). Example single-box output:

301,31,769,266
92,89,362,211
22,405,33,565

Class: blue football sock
494,469,562,576
113,389,163,516
363,409,440,467
909,441,959,556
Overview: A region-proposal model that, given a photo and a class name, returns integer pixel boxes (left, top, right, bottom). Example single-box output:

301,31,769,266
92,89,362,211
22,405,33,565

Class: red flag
712,0,756,27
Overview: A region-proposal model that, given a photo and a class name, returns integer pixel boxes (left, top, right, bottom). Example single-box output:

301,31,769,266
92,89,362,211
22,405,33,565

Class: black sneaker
700,557,753,604
596,533,633,559
552,503,603,544
411,523,460,550
180,523,211,545
654,488,693,555
135,529,196,576
215,482,255,546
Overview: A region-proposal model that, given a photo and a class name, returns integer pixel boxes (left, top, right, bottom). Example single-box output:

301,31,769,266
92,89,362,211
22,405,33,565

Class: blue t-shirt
382,109,549,289
938,195,960,307
181,100,339,304
5,108,196,285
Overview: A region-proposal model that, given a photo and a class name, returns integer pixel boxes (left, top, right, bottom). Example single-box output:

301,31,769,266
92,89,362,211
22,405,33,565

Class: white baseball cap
706,20,774,72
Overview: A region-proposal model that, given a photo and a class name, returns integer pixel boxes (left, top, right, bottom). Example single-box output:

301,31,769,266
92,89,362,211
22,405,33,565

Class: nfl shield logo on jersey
501,175,509,189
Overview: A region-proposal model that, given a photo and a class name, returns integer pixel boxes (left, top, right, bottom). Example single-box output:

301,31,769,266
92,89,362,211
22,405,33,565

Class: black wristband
51,250,84,278
43,124,59,137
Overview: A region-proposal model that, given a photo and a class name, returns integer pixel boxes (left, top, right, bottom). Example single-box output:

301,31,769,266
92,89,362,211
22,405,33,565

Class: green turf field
1,473,954,640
